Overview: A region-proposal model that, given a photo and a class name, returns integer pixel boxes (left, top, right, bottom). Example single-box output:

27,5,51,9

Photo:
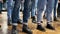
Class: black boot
37,25,45,32
11,25,18,34
22,24,32,34
46,24,55,30
31,16,36,23
17,19,22,24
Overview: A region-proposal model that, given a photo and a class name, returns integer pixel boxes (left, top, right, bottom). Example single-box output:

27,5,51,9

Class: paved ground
0,12,60,34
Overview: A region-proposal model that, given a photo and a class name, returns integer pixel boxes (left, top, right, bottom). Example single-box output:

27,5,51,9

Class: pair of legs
7,0,22,26
11,0,32,34
44,0,58,21
37,0,55,31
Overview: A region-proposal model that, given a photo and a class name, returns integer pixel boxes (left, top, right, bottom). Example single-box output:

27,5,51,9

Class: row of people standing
0,0,59,34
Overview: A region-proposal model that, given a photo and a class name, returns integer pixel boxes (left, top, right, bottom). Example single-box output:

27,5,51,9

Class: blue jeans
37,0,46,22
20,0,24,11
31,0,36,17
31,0,38,17
46,0,55,22
7,0,13,20
54,0,58,18
12,0,21,23
2,1,7,10
37,0,54,23
23,0,31,23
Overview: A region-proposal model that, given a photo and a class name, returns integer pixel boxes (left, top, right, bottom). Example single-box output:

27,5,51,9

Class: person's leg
2,0,7,10
20,0,24,11
22,0,32,34
35,0,38,15
31,0,37,23
54,0,58,21
13,1,22,24
17,4,22,24
7,0,13,26
46,0,55,30
37,0,46,31
11,0,21,34
31,0,35,17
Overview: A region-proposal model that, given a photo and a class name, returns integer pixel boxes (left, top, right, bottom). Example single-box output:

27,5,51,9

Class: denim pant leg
12,0,21,23
7,0,13,20
13,1,20,20
3,1,7,10
35,0,38,15
17,6,20,20
20,0,24,11
0,2,2,14
35,0,38,8
37,0,46,22
31,0,36,17
54,0,58,18
23,0,31,23
46,0,55,22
